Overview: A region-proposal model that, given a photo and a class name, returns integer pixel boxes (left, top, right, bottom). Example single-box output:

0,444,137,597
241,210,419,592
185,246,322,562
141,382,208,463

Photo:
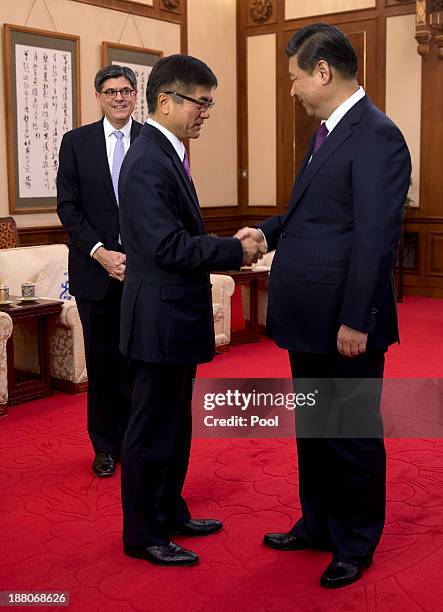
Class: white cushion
35,257,72,301
0,244,68,295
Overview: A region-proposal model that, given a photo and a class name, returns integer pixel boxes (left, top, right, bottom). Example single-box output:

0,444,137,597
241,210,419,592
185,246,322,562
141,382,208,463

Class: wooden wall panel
428,233,443,276
284,0,375,21
247,34,277,206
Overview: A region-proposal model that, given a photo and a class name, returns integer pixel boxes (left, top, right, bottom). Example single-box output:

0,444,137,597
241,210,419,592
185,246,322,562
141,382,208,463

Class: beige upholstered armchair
0,311,13,412
211,273,235,351
0,244,87,392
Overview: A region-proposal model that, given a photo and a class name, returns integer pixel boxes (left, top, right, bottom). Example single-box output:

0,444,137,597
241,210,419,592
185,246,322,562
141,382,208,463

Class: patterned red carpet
0,296,442,611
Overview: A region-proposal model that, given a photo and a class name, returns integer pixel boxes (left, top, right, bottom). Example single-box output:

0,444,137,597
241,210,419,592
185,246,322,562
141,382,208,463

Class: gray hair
94,65,137,92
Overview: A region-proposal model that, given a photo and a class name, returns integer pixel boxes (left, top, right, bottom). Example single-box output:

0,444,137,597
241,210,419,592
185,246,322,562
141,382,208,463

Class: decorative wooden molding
435,31,443,58
430,0,443,57
70,0,183,24
416,27,433,53
161,0,180,11
17,225,68,246
52,378,88,395
249,0,273,24
416,0,431,54
427,232,443,276
415,0,443,55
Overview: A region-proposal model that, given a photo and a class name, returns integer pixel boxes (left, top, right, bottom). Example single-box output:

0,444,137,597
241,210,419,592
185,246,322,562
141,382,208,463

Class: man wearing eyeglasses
57,65,142,478
118,54,262,567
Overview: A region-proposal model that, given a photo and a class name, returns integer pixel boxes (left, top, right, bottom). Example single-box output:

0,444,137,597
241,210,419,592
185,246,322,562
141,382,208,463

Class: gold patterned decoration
431,0,443,58
416,0,443,57
161,0,180,10
416,0,427,24
249,0,273,24
415,0,432,54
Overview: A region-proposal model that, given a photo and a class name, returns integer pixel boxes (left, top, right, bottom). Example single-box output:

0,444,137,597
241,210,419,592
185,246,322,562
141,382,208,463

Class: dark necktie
183,151,191,180
312,123,329,155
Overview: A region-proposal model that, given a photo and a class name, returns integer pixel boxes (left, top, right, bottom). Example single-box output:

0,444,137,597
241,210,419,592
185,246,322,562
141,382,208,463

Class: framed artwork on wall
3,24,80,214
102,42,162,124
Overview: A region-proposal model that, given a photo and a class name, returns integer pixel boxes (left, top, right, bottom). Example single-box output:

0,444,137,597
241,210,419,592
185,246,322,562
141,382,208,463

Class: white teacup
21,281,36,300
0,285,9,303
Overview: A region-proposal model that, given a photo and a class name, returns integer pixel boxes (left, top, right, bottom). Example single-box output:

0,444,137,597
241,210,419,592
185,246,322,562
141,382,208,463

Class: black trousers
76,281,130,456
289,350,386,565
121,360,196,546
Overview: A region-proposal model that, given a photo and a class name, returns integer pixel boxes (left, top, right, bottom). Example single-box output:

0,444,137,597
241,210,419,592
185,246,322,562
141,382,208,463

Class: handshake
234,227,268,266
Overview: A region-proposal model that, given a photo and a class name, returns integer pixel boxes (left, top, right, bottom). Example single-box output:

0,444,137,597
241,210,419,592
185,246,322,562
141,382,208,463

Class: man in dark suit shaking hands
57,66,142,477
118,54,262,567
237,24,411,587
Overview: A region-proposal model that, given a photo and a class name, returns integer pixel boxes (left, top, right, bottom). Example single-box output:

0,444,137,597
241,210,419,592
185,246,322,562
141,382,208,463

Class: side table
0,297,63,411
220,268,269,345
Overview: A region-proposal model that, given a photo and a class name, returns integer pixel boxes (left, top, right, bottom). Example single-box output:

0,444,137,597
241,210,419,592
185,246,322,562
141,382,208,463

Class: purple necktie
111,130,125,204
312,123,329,155
183,150,192,180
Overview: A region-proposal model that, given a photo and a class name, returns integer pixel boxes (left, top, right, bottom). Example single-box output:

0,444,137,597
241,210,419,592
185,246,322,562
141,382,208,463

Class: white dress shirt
324,85,366,134
146,117,186,162
90,116,133,257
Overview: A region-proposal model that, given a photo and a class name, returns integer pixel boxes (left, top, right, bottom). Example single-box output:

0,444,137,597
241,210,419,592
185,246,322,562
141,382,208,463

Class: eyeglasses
101,87,136,99
163,91,215,112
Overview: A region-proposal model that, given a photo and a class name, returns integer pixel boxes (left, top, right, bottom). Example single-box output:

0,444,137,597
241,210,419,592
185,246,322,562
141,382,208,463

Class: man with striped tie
57,65,142,478
118,54,263,567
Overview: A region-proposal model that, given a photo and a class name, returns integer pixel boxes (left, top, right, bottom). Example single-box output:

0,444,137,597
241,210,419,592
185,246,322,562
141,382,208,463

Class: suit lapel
130,120,142,143
145,125,205,225
295,132,315,183
284,96,372,223
86,119,117,208
171,155,205,224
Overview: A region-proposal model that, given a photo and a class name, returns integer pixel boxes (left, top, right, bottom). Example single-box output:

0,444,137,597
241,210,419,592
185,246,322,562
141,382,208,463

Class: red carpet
0,296,442,611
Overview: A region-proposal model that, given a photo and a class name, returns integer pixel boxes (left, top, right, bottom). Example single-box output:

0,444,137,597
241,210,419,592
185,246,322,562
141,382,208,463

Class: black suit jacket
57,118,143,300
260,96,411,353
118,123,243,364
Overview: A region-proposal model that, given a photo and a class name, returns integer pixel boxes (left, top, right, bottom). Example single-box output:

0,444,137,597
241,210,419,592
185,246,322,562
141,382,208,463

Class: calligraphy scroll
3,25,80,213
102,42,162,124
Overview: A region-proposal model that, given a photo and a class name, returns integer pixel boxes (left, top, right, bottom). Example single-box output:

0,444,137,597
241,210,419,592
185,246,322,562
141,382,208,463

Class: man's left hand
337,324,368,358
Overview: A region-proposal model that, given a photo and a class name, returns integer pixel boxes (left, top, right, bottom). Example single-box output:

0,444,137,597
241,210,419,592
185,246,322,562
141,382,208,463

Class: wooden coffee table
221,268,269,345
0,297,63,412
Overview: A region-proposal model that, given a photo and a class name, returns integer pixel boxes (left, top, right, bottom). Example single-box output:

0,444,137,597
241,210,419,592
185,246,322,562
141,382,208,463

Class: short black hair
94,65,137,92
146,54,217,113
286,23,358,80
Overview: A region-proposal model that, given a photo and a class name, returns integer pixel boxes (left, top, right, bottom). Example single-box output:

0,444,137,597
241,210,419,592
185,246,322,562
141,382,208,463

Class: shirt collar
103,115,132,138
146,117,186,162
324,86,366,134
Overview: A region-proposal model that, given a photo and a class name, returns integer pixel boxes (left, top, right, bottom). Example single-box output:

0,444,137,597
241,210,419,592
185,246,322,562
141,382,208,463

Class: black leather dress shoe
263,532,311,550
320,559,372,588
173,519,222,536
92,453,116,477
124,542,199,566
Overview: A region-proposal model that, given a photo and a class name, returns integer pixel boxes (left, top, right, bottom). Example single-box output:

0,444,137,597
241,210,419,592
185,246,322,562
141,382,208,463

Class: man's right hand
93,246,126,281
234,227,268,266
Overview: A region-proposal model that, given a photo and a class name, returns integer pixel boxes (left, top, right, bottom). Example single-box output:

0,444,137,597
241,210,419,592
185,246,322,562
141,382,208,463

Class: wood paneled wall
236,0,443,297
16,0,443,300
